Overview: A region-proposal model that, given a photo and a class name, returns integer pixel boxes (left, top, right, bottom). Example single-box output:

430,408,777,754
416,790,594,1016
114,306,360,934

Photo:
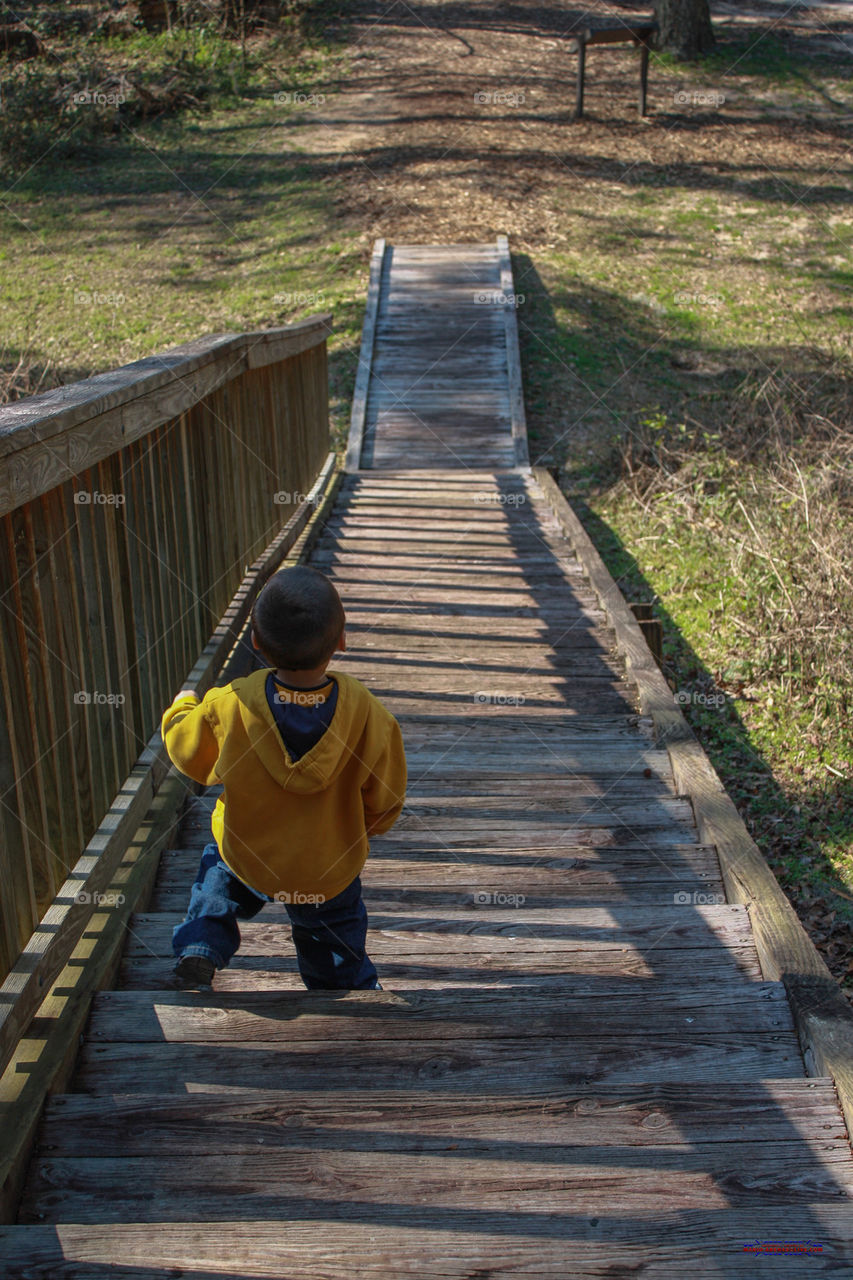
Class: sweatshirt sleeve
362,713,407,837
160,692,220,786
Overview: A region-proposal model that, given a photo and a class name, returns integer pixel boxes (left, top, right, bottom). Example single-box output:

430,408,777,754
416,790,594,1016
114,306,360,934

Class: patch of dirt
290,0,852,250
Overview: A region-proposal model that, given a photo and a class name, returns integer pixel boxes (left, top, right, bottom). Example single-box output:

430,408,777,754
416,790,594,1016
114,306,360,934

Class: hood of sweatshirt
225,667,373,795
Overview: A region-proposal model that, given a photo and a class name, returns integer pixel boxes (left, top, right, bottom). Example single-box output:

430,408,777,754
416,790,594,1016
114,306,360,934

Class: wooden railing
0,317,332,985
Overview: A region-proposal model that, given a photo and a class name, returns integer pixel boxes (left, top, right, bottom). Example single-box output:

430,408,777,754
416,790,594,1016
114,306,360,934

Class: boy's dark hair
251,566,345,671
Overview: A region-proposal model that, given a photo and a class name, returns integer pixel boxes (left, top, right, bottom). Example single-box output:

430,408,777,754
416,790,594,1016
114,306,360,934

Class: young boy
160,565,406,991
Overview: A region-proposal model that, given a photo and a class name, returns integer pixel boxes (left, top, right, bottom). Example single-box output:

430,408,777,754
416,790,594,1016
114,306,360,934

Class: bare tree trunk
654,0,715,60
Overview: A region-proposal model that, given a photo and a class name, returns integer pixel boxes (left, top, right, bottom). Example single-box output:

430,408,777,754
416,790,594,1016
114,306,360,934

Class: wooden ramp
3,245,853,1275
346,238,528,471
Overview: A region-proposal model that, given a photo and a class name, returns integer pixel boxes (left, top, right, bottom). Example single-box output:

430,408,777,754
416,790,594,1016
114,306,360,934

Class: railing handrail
0,315,332,517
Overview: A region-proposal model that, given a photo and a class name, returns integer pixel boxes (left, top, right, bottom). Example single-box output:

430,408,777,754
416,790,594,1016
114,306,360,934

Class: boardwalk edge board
496,234,530,468
533,465,853,1139
345,239,386,472
0,769,185,1224
0,455,340,1224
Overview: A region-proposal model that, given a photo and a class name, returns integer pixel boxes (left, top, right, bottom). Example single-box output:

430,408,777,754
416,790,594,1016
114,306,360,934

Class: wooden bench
569,22,657,118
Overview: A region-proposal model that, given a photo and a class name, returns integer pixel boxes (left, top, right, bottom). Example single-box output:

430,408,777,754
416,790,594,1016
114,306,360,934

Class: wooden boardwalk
346,237,528,471
2,243,852,1275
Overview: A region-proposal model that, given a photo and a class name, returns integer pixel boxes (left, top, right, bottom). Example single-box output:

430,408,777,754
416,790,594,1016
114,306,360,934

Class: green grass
0,18,364,439
576,423,853,971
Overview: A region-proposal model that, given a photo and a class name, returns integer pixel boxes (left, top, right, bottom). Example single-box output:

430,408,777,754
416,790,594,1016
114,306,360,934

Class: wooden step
2,1212,851,1277
120,945,764,990
123,903,758,955
73,1033,806,1096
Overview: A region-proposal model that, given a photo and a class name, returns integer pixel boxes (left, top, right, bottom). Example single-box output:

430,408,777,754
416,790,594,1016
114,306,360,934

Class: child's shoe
174,954,215,987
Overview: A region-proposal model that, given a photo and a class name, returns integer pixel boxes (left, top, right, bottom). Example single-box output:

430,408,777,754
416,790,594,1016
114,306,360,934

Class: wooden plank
497,233,529,466
174,822,701,853
581,23,656,45
340,618,619,648
533,466,853,1141
72,1035,806,1095
152,883,725,912
84,984,794,1042
346,239,386,471
124,903,757,954
0,769,186,1224
21,1137,853,1223
2,1212,852,1278
7,504,60,907
155,859,723,896
26,495,81,881
28,1080,849,1156
120,946,765,990
0,628,37,979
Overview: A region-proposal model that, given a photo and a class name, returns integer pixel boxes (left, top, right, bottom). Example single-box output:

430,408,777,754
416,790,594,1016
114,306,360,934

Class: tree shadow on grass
573,499,853,996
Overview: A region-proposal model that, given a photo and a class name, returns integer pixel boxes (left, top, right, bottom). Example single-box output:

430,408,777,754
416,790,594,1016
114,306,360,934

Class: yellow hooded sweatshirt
160,669,406,901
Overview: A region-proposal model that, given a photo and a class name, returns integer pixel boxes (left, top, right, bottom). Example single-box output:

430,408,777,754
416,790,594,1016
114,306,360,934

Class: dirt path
291,0,852,251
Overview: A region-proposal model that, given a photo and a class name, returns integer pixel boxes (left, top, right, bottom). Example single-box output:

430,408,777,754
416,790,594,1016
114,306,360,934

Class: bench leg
575,41,586,119
639,42,650,116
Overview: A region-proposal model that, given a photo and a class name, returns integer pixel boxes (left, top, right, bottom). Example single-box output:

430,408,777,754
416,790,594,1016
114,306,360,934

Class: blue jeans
172,843,379,990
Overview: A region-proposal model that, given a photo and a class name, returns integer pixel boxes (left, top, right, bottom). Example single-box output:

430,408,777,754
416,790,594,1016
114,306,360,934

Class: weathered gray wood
533,465,853,1141
28,1080,848,1154
0,768,186,1224
497,234,529,466
72,1034,806,1095
356,242,526,470
346,239,386,471
120,946,764,989
21,1135,853,1223
84,984,794,1042
123,903,757,953
0,317,332,515
2,1208,852,1277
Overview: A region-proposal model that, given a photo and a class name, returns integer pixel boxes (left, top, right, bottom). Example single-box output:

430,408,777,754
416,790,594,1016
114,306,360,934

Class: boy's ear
337,626,347,654
250,627,268,661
